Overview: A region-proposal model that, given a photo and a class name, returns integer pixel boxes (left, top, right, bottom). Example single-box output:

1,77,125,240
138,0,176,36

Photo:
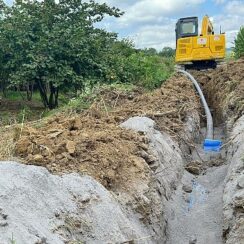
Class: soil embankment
14,75,200,188
4,74,201,243
0,60,243,243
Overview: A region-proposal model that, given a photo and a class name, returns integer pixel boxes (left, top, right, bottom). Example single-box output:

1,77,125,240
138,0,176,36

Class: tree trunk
48,82,59,109
36,79,59,109
37,78,48,108
26,82,34,101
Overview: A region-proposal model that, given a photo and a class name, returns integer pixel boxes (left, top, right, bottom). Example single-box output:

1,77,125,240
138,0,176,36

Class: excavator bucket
203,139,222,152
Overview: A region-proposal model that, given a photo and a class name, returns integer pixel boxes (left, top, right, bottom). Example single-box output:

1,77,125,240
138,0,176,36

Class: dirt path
166,127,228,244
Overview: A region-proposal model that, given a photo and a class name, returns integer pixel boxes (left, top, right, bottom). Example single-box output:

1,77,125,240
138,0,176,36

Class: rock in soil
237,176,244,189
185,161,202,175
189,235,197,244
182,183,193,193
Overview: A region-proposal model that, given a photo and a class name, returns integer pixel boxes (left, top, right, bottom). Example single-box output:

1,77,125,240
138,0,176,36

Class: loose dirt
190,59,244,125
15,116,151,190
112,74,201,134
13,74,200,191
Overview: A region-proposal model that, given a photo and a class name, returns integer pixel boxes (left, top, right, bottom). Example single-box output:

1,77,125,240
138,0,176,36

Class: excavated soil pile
14,74,200,189
85,85,144,109
15,116,151,190
110,75,200,134
191,59,244,125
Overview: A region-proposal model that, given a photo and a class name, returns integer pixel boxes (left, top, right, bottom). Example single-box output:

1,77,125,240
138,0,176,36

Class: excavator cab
175,15,225,69
175,17,198,42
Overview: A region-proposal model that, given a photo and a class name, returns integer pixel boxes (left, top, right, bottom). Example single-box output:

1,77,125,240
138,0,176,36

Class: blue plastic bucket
203,139,222,152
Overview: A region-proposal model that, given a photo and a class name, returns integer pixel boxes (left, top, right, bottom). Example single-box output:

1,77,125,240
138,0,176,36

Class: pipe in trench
177,69,213,140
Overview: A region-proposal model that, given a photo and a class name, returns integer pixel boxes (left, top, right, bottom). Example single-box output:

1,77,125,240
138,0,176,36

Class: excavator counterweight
175,15,225,69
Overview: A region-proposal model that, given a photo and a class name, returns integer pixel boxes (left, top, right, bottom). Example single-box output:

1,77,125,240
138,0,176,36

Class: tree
234,26,244,59
0,0,123,108
143,48,157,56
159,47,175,57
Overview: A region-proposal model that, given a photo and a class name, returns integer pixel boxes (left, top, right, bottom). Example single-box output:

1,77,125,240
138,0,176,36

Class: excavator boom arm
201,15,214,36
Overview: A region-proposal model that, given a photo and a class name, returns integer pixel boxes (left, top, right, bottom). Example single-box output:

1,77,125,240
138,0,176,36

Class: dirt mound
14,74,200,190
110,75,200,134
15,115,151,190
91,85,144,109
190,59,244,125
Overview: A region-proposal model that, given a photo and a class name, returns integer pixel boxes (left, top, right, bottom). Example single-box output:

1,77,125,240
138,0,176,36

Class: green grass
0,111,15,125
0,107,46,126
2,90,70,106
4,90,42,102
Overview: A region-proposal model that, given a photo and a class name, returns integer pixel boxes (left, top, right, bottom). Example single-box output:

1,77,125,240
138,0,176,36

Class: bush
103,43,174,89
127,53,174,89
159,47,175,58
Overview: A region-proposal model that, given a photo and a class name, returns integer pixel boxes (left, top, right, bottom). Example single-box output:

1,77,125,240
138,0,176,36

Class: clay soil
93,75,201,134
15,115,152,190
13,74,201,190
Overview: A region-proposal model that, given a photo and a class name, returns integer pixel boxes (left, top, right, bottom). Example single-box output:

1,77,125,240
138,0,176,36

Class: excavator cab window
181,22,196,35
175,17,198,44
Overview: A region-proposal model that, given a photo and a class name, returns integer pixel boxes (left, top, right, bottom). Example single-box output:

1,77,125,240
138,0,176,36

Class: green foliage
142,48,158,56
101,42,174,89
0,0,174,109
17,106,34,123
234,27,244,58
159,47,175,57
127,53,174,89
0,0,122,109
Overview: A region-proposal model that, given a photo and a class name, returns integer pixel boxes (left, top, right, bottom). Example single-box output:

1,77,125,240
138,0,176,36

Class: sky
94,0,244,50
4,0,244,50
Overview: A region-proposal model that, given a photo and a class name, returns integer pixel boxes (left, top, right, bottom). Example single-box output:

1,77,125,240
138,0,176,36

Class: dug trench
0,61,243,243
165,74,228,244
187,61,244,244
165,61,244,244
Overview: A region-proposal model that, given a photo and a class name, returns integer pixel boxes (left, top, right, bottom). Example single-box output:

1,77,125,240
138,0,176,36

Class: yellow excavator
175,15,225,69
